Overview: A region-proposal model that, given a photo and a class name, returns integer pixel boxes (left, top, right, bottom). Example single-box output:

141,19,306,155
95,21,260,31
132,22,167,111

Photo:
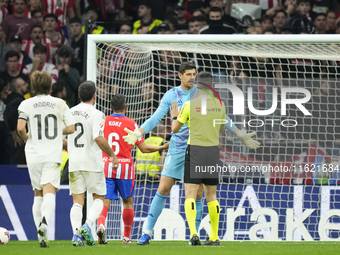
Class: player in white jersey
67,81,119,247
17,71,75,248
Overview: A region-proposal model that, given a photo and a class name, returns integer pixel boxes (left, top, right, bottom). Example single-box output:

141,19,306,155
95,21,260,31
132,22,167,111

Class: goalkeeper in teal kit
123,62,260,245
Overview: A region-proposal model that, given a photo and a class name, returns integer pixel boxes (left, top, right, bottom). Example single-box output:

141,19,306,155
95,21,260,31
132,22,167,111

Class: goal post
87,34,340,242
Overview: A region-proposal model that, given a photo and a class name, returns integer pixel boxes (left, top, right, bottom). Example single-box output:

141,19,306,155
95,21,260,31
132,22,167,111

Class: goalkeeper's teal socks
146,192,167,233
195,199,203,233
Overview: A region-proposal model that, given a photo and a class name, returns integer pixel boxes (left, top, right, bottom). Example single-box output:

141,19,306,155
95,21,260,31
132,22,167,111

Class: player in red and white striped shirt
23,44,58,83
22,25,58,64
97,94,169,245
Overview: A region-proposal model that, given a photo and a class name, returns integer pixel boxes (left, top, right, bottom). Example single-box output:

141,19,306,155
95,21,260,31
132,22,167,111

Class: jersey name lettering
33,102,56,109
109,121,122,127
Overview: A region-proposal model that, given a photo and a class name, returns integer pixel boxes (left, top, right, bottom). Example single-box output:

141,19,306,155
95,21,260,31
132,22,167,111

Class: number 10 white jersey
68,103,106,172
18,95,74,165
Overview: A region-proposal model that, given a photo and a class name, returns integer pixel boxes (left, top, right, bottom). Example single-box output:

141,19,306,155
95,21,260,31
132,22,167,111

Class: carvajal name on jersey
109,121,122,127
33,102,56,109
72,110,89,119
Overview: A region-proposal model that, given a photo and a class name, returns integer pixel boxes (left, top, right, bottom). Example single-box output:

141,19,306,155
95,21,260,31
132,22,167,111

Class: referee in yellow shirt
171,71,260,246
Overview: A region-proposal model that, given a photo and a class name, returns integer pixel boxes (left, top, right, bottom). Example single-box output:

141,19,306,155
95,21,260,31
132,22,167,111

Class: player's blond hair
30,71,52,95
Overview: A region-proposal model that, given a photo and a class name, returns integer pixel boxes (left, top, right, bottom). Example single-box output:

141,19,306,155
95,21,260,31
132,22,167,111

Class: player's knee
157,186,171,196
123,197,133,208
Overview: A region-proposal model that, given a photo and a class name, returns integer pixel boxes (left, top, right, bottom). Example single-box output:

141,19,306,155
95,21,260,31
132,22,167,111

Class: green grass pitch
1,241,340,255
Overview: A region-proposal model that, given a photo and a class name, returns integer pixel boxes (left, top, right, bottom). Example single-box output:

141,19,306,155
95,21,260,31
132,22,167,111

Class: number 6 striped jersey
68,103,106,172
103,113,144,179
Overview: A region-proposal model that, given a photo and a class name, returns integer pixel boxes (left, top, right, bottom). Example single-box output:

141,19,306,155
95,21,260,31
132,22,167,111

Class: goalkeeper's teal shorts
161,152,185,180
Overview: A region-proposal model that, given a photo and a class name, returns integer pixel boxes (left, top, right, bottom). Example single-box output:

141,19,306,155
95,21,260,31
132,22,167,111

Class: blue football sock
195,199,203,233
146,192,167,232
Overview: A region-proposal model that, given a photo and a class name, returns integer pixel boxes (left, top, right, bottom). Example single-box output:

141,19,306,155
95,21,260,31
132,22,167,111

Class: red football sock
98,205,109,227
123,209,134,238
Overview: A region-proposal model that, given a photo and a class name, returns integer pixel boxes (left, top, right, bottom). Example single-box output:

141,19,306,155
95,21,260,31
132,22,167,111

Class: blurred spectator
289,0,315,34
273,10,288,33
83,5,107,34
56,46,79,107
0,78,9,164
246,26,263,33
152,23,172,34
267,0,298,17
9,35,32,72
43,13,68,47
0,50,29,85
0,3,8,24
137,24,150,34
281,25,294,33
31,9,44,26
314,13,327,33
192,9,205,17
186,0,204,14
313,0,332,13
325,11,336,33
2,0,34,41
23,44,58,83
153,50,184,95
96,76,112,116
69,17,84,78
199,7,236,34
260,15,273,31
163,15,179,34
263,27,275,33
118,23,132,34
290,0,317,22
97,57,113,79
4,77,28,164
174,2,191,34
0,25,12,73
22,25,58,64
51,81,67,101
188,16,206,34
24,0,46,18
132,2,162,34
42,0,75,34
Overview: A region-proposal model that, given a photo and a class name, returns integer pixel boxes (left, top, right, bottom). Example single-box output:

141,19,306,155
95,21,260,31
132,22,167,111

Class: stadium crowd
0,0,339,169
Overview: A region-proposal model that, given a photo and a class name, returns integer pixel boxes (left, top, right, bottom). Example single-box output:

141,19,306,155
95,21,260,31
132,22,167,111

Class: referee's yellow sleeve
178,102,190,124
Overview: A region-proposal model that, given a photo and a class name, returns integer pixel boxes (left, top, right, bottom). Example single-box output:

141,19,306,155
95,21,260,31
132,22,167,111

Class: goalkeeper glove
236,129,260,150
123,128,142,145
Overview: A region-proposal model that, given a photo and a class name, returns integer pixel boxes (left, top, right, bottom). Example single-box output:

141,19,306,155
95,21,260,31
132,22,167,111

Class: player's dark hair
79,81,96,102
197,71,213,87
5,50,20,61
51,82,65,97
179,61,196,74
111,94,126,112
69,17,82,25
43,13,58,22
33,44,47,54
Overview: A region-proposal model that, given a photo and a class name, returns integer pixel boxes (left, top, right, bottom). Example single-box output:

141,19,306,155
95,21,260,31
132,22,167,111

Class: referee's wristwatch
172,117,178,120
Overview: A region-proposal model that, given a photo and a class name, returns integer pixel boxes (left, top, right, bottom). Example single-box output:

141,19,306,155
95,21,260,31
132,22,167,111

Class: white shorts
27,162,61,191
69,171,106,196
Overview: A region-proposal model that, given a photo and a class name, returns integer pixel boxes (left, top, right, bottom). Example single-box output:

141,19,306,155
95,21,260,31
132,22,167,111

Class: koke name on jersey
109,121,122,127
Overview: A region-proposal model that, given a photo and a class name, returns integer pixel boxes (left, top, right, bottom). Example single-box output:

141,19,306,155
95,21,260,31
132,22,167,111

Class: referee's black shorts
184,145,219,185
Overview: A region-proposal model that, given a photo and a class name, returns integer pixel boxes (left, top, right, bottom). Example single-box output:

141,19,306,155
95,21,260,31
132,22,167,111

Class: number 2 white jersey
18,95,74,165
68,103,105,172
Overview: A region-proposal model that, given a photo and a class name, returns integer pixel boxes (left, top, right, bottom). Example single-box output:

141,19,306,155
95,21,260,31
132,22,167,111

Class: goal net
88,35,340,241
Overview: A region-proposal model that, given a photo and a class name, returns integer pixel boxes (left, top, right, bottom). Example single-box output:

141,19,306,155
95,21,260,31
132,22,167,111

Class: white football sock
70,203,83,235
32,196,43,229
86,199,103,227
41,193,56,225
